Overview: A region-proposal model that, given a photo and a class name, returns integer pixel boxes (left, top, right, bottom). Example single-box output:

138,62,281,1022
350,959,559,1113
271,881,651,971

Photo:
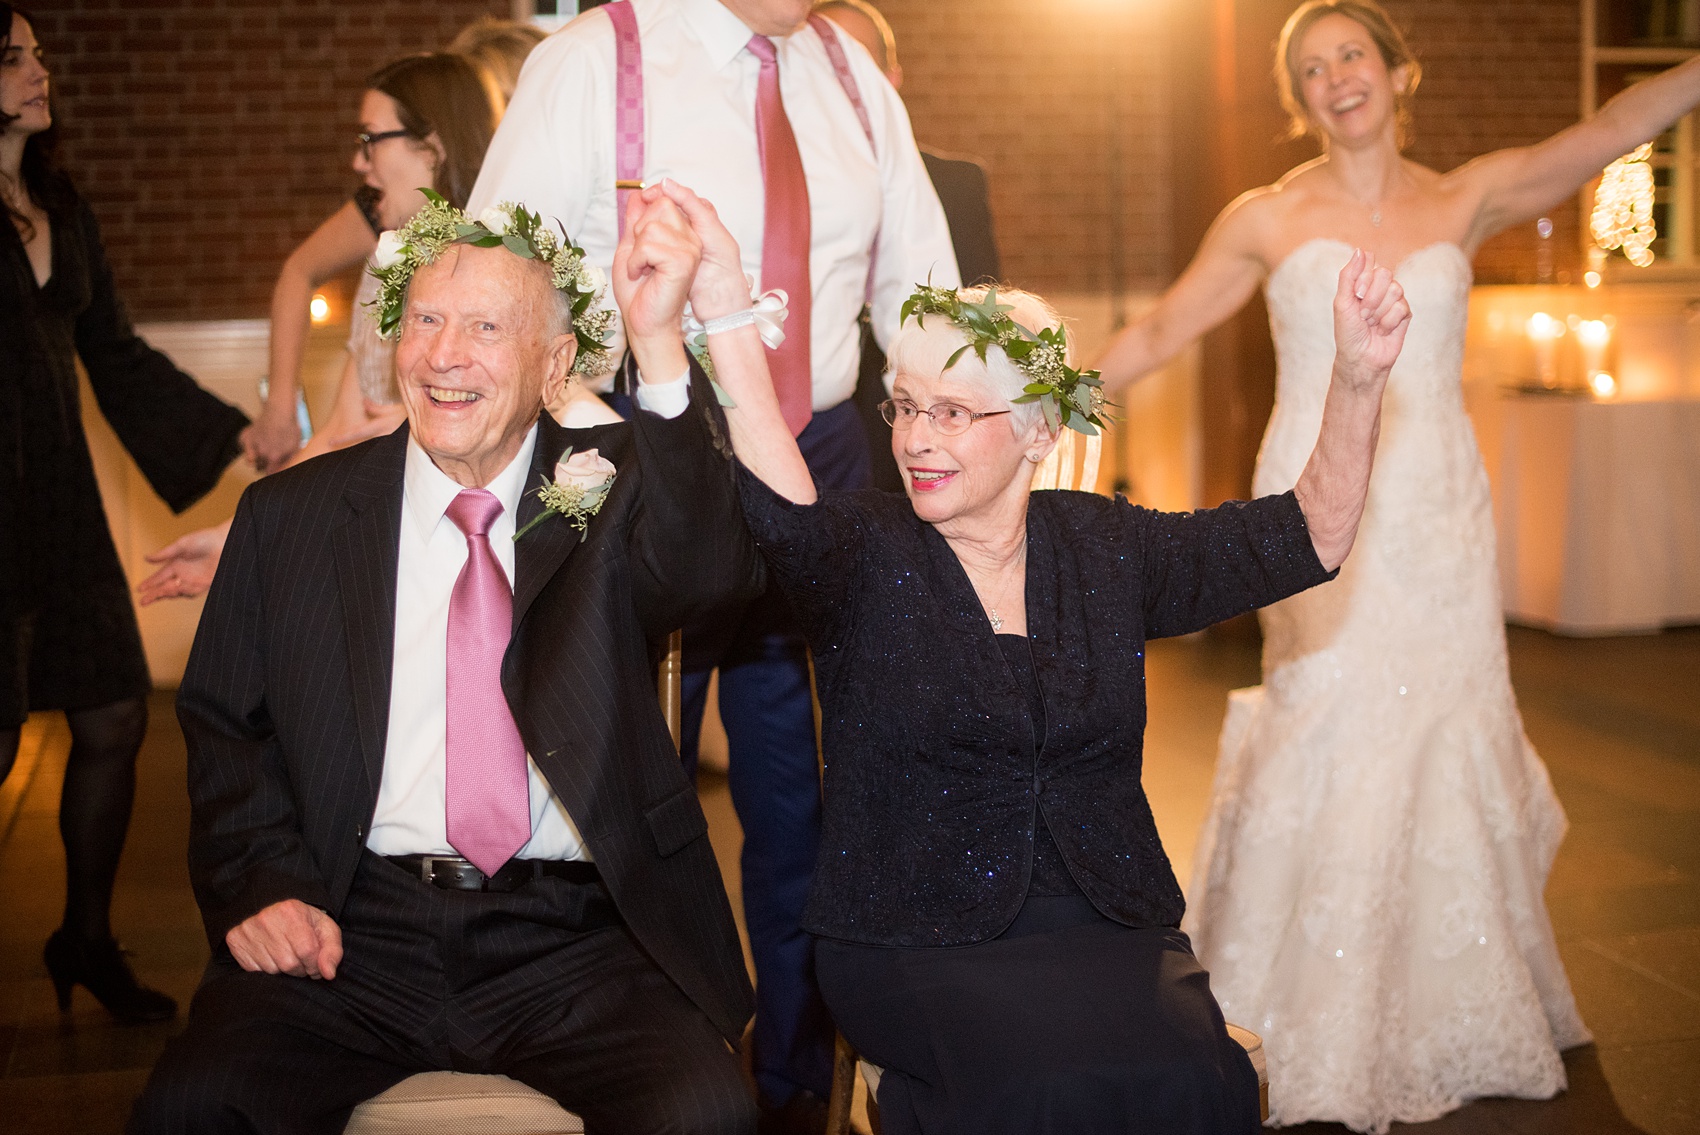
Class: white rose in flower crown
373,230,408,270
555,447,616,491
477,206,513,236
578,261,608,295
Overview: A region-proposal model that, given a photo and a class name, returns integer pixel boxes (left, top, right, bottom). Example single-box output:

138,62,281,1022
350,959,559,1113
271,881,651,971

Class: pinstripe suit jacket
178,372,763,1042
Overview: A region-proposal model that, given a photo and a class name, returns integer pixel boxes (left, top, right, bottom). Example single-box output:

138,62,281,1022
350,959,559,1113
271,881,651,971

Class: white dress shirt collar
403,423,540,551
680,0,774,70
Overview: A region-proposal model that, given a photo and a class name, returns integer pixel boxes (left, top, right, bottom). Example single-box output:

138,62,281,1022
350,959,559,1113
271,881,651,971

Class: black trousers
816,895,1262,1135
130,852,755,1135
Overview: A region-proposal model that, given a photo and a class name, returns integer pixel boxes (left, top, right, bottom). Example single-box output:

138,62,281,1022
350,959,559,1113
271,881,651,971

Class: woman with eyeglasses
139,51,506,604
0,5,250,1023
638,177,1409,1133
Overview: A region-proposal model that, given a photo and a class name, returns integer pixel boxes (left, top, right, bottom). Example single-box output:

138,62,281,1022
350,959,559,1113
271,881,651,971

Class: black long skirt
815,895,1261,1135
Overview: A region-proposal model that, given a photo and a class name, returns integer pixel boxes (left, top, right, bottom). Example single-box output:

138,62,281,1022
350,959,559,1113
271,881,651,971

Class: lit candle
1526,312,1564,388
1576,318,1611,384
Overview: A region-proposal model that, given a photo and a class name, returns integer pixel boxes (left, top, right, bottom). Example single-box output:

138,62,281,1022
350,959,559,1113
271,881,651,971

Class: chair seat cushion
344,1071,584,1135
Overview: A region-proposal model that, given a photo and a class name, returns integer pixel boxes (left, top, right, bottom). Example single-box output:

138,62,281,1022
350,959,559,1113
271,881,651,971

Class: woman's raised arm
649,180,817,505
1293,249,1410,571
1093,188,1272,392
1464,54,1700,247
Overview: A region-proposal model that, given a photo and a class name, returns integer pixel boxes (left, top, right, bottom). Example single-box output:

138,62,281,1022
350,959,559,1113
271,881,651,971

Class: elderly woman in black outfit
1,6,247,1023
623,177,1410,1132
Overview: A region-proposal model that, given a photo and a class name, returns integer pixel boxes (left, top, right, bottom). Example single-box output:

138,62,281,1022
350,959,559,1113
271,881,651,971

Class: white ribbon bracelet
685,289,790,350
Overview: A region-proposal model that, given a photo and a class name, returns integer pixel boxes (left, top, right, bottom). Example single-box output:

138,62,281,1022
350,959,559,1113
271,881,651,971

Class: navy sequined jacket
738,471,1336,947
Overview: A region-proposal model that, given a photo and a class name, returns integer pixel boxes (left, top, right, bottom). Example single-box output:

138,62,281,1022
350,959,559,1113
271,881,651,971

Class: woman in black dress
1,6,248,1022
628,179,1410,1132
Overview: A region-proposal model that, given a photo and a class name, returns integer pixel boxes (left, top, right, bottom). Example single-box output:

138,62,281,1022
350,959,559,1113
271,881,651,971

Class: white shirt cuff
633,368,692,419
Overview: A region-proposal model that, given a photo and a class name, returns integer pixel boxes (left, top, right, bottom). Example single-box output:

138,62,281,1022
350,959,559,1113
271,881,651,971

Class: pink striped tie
747,34,813,437
444,489,531,876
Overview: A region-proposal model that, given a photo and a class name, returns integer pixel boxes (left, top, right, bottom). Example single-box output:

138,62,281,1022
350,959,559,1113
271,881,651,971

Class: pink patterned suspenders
602,3,879,297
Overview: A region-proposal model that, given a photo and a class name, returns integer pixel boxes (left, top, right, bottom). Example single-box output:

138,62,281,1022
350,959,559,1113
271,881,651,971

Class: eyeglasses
356,129,413,160
879,398,1011,436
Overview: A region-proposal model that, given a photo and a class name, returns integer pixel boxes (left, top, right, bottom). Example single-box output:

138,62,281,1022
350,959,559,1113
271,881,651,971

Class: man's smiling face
393,244,570,487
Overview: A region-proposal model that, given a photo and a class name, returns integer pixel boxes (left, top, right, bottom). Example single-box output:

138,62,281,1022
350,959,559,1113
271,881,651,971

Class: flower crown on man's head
368,190,616,377
899,284,1111,436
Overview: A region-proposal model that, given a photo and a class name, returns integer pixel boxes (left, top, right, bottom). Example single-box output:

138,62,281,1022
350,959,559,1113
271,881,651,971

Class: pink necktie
747,34,813,437
444,489,531,876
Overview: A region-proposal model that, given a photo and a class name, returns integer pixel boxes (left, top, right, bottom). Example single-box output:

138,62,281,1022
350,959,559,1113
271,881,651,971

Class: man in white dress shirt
130,202,765,1134
468,4,956,1124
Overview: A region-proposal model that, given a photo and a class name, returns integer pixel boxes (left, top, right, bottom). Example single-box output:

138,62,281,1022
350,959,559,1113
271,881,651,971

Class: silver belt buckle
418,855,459,884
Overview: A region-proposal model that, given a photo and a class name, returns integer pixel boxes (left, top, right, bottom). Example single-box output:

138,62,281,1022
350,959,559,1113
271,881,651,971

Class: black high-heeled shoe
44,928,178,1024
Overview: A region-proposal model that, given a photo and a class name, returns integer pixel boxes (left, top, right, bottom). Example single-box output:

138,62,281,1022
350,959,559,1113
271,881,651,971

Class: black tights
0,696,148,941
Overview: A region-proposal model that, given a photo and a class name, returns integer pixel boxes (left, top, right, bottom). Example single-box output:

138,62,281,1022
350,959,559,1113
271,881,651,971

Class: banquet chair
343,631,687,1135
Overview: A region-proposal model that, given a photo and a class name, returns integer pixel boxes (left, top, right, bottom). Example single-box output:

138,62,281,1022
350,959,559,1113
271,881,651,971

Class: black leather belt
386,854,601,894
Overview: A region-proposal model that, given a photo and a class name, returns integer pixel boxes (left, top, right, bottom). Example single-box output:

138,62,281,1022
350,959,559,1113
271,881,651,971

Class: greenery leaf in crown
367,189,616,377
898,284,1111,437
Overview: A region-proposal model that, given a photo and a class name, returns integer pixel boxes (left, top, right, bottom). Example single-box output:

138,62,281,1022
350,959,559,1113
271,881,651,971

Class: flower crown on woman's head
368,190,615,377
899,284,1111,436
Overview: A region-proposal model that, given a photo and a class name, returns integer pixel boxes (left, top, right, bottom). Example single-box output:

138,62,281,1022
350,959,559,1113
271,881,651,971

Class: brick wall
25,0,1584,320
26,0,506,322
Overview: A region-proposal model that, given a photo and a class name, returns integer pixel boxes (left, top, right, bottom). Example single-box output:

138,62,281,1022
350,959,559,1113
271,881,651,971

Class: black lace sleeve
735,463,868,649
1129,490,1336,639
69,201,248,512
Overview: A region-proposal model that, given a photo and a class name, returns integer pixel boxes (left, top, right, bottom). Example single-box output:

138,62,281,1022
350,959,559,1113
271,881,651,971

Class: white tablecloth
1484,395,1700,635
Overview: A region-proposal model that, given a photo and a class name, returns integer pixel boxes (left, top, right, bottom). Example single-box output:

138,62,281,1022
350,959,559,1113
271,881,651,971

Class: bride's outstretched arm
1092,187,1272,392
1464,54,1700,244
646,180,817,505
1293,249,1409,572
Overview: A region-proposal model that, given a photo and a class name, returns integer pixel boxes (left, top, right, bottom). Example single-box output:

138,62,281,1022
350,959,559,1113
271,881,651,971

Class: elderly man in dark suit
128,197,764,1135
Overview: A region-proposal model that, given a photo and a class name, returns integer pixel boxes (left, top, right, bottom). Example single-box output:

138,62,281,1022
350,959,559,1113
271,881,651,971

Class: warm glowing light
1592,143,1656,267
310,293,331,324
1526,312,1565,341
1590,371,1617,397
1584,270,1602,288
1576,319,1611,349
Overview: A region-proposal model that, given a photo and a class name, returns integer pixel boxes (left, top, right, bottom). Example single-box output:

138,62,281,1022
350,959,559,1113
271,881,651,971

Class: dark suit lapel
331,427,408,797
512,414,582,629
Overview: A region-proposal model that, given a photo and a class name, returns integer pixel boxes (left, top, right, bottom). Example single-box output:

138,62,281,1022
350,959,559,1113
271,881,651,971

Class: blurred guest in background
141,51,505,603
815,0,999,494
467,3,957,1128
240,22,543,472
0,4,248,1024
450,16,548,116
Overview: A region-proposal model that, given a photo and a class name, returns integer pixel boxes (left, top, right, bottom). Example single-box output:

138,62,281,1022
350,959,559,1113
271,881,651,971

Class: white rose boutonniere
476,206,513,236
514,447,617,543
373,230,408,270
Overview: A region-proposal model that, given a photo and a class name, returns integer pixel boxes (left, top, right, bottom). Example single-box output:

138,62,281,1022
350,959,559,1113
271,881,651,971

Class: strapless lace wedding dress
1183,239,1590,1133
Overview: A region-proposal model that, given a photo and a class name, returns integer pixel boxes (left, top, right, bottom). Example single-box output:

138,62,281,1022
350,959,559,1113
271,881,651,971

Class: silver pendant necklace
988,608,1005,632
1371,207,1383,227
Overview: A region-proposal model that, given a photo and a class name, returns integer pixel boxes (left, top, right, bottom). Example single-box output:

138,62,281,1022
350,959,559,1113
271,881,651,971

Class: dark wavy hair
2,3,76,238
366,52,497,211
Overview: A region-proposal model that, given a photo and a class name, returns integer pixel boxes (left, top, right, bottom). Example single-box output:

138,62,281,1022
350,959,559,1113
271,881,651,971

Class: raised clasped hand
649,180,752,324
1331,248,1412,393
611,185,703,351
226,898,344,980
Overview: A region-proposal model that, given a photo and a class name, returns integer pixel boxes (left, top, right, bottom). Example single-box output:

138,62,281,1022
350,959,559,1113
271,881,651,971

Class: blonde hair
1275,0,1421,147
812,0,898,74
887,286,1069,435
450,17,547,117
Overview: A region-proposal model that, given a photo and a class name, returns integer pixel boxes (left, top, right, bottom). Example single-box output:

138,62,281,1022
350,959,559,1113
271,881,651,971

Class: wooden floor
0,625,1694,1134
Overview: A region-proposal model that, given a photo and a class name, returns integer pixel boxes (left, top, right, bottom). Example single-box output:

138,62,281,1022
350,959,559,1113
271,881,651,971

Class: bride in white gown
1094,2,1700,1129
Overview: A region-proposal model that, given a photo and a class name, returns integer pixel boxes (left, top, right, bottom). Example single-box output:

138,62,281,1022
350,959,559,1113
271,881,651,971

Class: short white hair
886,286,1071,434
